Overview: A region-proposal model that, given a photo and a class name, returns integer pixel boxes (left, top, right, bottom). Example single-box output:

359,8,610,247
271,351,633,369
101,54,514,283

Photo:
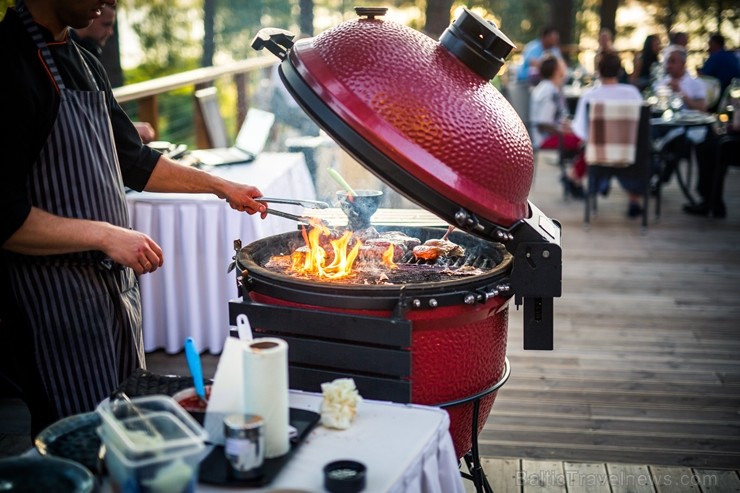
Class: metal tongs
257,197,330,226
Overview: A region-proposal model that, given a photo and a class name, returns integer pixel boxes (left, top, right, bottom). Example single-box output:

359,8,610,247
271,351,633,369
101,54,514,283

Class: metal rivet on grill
464,294,476,305
412,299,422,308
429,299,438,308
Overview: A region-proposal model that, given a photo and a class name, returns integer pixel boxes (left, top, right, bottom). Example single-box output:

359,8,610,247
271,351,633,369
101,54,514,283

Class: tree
202,0,216,67
424,0,453,38
599,0,619,34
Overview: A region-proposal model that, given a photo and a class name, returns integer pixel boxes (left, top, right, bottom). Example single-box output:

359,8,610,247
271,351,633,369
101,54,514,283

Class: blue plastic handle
184,337,206,400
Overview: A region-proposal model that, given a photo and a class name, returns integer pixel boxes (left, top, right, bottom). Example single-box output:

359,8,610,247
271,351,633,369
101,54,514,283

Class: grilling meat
413,239,465,261
359,231,421,262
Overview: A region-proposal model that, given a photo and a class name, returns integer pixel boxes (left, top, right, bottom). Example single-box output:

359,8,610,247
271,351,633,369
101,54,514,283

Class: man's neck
23,0,67,41
600,77,619,85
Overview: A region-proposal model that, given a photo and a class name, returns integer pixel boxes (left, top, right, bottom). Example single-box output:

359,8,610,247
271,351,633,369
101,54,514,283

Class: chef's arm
2,208,163,275
143,156,267,216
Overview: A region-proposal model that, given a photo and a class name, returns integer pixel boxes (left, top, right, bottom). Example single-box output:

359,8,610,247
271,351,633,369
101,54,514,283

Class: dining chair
699,75,722,112
584,102,653,229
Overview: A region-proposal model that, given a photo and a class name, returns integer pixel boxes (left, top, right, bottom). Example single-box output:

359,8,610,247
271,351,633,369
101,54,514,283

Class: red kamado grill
230,6,562,486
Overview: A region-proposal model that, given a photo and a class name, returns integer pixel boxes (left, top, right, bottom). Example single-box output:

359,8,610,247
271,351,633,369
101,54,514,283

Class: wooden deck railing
111,55,277,147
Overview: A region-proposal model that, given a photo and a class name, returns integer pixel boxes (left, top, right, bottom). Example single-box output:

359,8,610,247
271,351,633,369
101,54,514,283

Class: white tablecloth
24,391,466,493
197,391,466,493
126,153,316,354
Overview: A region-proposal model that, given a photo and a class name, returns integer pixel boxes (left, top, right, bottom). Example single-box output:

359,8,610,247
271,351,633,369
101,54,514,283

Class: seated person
652,47,708,184
683,123,739,218
571,52,646,218
530,55,585,197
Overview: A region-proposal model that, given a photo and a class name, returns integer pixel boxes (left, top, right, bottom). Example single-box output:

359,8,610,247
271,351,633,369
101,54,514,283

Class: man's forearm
2,207,113,256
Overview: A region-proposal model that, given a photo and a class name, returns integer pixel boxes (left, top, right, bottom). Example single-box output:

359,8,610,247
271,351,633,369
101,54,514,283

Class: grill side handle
505,202,562,351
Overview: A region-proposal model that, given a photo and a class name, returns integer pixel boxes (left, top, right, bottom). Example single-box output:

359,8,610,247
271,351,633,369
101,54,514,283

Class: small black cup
323,460,366,493
336,190,383,230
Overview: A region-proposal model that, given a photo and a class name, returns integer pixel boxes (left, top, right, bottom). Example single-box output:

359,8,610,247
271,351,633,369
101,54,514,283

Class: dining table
650,110,717,205
126,152,317,355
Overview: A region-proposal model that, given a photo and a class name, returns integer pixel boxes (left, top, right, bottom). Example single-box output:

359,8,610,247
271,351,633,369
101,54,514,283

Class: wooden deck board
478,161,740,469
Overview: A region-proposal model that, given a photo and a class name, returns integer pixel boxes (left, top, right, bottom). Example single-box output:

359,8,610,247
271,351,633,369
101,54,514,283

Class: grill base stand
436,357,511,493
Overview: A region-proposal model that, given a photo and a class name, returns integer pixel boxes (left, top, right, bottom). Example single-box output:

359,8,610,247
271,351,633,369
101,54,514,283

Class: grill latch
505,202,562,351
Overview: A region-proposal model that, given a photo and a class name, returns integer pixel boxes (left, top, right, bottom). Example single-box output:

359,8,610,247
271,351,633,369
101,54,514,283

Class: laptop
189,108,275,166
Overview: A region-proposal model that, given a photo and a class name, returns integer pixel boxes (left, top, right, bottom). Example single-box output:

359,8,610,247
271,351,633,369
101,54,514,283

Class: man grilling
0,0,267,435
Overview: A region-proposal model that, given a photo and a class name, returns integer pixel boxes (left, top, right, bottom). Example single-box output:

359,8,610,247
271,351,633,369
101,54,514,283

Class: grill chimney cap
439,8,515,80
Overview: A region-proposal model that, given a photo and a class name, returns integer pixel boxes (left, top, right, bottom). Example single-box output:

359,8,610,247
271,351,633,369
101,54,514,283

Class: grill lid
253,7,532,234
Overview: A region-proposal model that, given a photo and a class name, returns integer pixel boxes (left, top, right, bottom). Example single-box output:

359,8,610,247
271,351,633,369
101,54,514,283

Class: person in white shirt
654,47,707,111
571,52,646,218
652,47,708,185
530,55,586,197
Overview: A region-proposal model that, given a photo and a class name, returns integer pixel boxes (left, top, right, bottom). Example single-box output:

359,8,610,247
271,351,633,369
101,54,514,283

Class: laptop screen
234,108,276,157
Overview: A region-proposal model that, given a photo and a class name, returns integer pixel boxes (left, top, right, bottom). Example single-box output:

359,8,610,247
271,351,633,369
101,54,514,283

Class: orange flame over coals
287,218,400,280
291,219,362,280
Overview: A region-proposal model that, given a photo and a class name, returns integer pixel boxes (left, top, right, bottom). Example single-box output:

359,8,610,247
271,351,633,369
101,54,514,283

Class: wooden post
235,73,249,130
138,96,159,136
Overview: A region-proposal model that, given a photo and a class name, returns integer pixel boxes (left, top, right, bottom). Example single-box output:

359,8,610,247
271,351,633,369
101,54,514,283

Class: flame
285,218,401,280
382,244,397,269
291,219,362,280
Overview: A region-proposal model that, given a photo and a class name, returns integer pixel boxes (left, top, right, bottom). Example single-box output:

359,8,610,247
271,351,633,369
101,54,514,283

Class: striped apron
6,4,145,419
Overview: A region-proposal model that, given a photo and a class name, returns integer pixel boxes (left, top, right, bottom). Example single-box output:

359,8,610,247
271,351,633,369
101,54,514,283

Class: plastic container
96,395,208,493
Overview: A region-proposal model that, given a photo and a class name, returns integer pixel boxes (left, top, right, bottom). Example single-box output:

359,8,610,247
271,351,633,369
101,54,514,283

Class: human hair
669,31,688,46
666,45,687,63
541,26,558,38
709,33,725,48
640,34,659,67
598,52,622,78
539,55,559,80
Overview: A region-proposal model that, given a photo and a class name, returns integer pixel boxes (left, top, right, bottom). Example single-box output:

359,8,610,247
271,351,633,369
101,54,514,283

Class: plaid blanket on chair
585,101,643,167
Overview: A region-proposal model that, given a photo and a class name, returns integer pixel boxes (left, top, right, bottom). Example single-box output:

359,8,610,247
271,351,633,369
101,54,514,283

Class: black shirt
0,7,160,245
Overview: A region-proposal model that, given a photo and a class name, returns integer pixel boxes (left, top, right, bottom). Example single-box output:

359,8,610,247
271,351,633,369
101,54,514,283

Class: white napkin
203,336,245,445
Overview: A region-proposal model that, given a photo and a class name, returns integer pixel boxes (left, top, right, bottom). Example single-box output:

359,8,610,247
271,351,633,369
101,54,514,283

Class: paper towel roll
242,337,290,458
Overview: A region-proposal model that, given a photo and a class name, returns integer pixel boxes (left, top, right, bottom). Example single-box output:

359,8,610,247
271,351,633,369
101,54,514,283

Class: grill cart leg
439,358,511,493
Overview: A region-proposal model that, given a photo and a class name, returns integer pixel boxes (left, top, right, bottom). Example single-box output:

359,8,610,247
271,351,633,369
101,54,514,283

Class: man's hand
100,225,164,275
219,182,268,218
134,122,156,144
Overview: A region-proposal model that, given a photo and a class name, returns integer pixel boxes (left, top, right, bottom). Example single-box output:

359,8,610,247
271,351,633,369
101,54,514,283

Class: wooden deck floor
2,154,739,483
478,156,740,470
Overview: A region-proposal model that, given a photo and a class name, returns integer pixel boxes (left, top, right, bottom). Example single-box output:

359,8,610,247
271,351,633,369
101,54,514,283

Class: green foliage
0,0,13,20
128,0,201,70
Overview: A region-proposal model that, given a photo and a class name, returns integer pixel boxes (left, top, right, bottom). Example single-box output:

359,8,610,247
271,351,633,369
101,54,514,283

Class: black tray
198,408,320,487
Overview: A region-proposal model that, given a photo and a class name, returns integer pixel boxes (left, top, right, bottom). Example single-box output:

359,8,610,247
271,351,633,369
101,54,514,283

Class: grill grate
399,251,496,271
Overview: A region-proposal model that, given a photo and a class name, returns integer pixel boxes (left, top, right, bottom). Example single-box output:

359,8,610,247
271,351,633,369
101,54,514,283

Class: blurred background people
517,26,562,86
593,28,615,75
630,34,662,91
572,52,645,218
655,47,707,111
651,47,707,186
530,55,585,197
73,5,155,143
698,34,740,102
